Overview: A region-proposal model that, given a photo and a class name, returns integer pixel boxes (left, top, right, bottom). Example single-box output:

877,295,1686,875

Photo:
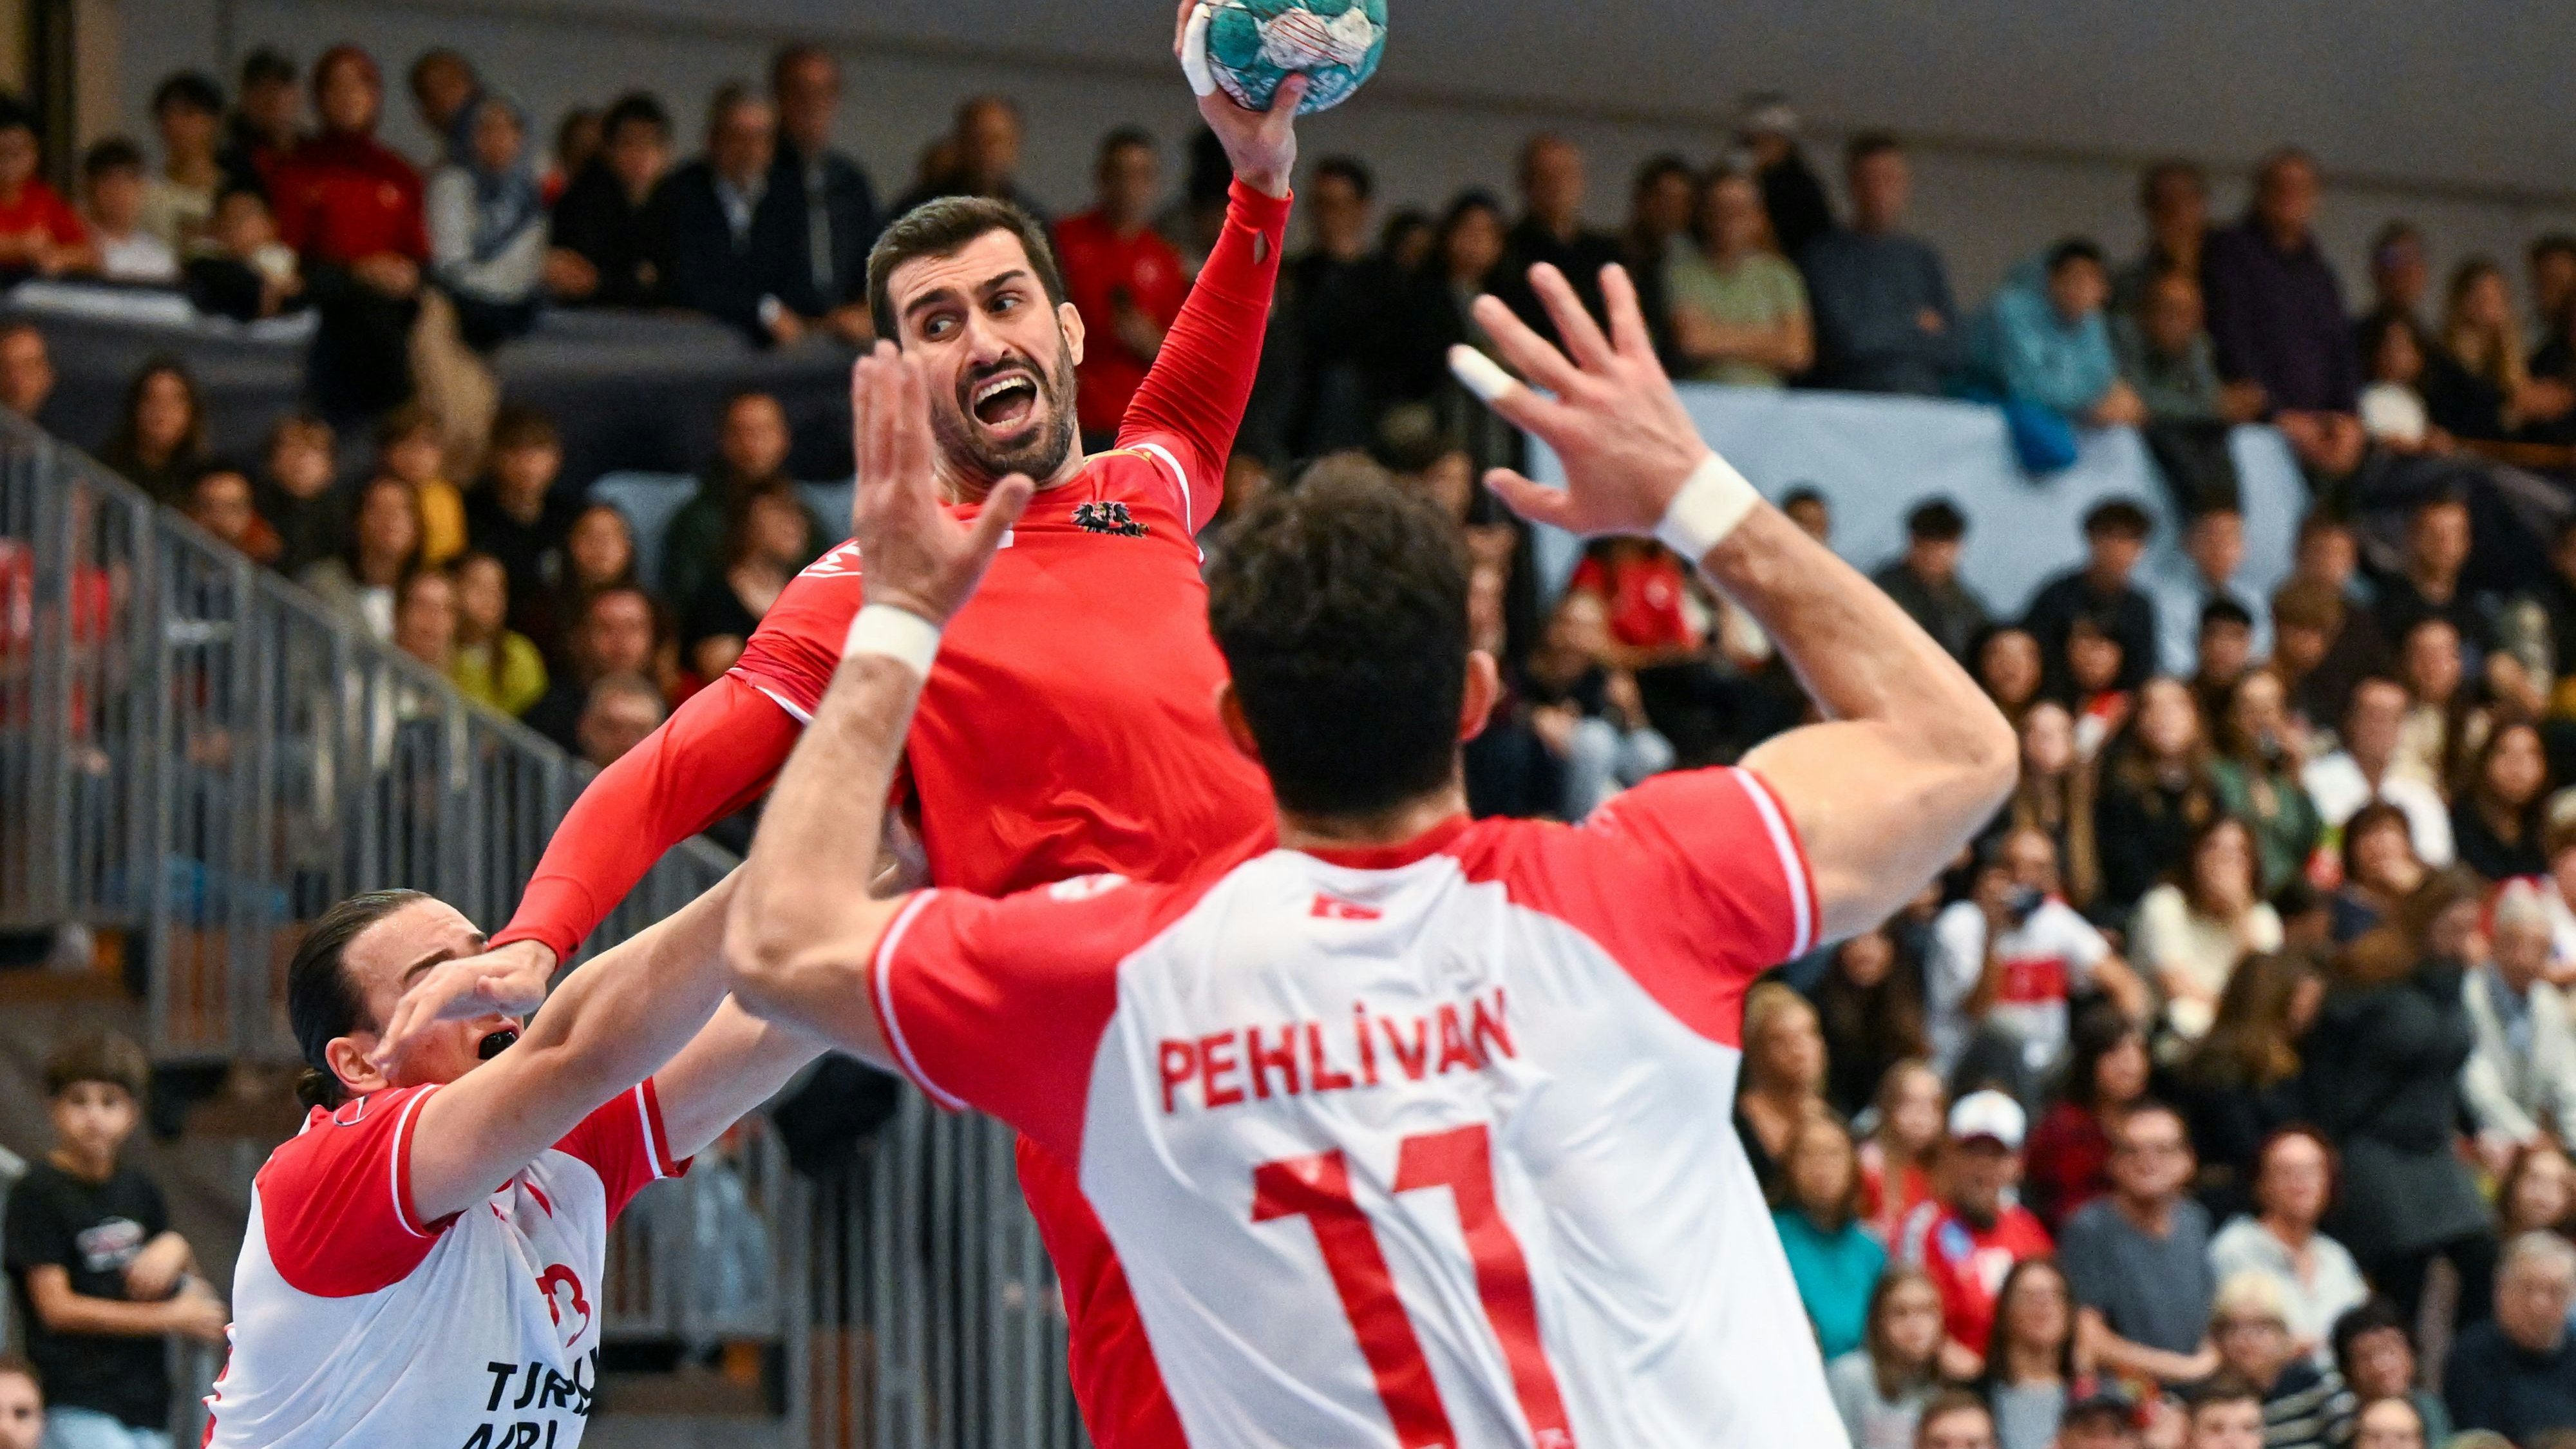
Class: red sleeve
254,1086,449,1297
1117,179,1291,526
269,162,314,255
723,544,864,720
554,1077,689,1224
870,875,1194,1160
491,672,800,960
1465,766,1817,1047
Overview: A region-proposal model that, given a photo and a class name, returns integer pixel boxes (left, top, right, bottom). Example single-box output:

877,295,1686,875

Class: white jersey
204,1080,684,1449
872,767,1847,1448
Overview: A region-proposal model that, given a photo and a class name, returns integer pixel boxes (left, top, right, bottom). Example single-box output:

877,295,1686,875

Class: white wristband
842,604,942,676
1656,452,1762,561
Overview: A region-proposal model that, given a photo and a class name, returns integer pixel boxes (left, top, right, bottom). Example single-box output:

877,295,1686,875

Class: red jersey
0,180,84,247
1895,1199,2054,1355
1054,211,1191,436
269,131,428,265
493,180,1292,1448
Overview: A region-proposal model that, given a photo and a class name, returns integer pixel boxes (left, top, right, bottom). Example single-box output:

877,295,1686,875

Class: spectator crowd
11,33,2576,1449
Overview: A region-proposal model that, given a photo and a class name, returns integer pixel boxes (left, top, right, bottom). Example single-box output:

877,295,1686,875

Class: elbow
721,896,838,1031
1955,691,2020,808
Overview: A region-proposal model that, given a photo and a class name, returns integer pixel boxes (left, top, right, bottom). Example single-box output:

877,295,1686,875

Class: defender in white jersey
205,875,816,1449
721,271,2017,1446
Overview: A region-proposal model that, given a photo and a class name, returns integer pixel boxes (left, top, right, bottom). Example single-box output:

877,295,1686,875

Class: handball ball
1184,0,1388,116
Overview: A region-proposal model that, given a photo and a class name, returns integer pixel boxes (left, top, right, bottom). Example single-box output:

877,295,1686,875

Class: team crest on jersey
1073,501,1148,537
538,1264,593,1345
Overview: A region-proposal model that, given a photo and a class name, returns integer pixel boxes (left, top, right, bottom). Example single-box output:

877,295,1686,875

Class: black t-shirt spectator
1757,150,1835,268
2446,1320,2576,1444
2454,798,2549,882
549,161,668,309
466,488,585,644
1490,216,1624,351
254,478,350,580
3,1160,173,1429
681,573,762,657
2023,569,2159,694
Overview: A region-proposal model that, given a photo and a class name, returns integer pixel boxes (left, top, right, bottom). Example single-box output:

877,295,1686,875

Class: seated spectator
2509,516,2576,717
2206,1273,2353,1449
658,82,817,345
2001,703,2099,906
2269,578,2375,739
3,1034,229,1446
1896,1091,2054,1379
2304,676,2456,868
2023,1001,2151,1231
893,95,1045,220
79,138,176,282
180,460,280,564
463,404,578,635
1615,155,1691,362
1782,484,1833,543
1816,931,1932,1122
2188,600,2255,727
406,47,482,166
2061,1101,2219,1387
2443,256,2576,440
144,71,224,253
299,474,421,640
1562,535,1725,760
2172,952,2322,1220
376,402,466,568
216,47,299,196
545,91,670,308
270,46,428,419
2199,149,2366,477
2455,718,2552,881
2500,1141,2576,1238
526,501,642,667
1517,590,1675,820
2392,617,2473,796
574,670,666,768
681,481,809,679
2069,617,2137,767
1872,498,1988,662
521,583,659,752
1057,129,1188,451
2114,159,2210,314
766,44,878,343
1282,157,1406,457
2113,267,2264,424
1664,166,1813,387
2354,309,2452,453
448,551,547,716
425,94,545,350
98,356,209,504
1973,1258,2079,1449
1859,1059,1947,1242
1390,189,1506,409
2027,499,2159,697
543,108,599,205
2378,493,2510,687
1973,625,2045,726
2465,879,2576,1161
2208,1127,2370,1370
2346,1396,2423,1449
2445,1231,2576,1443
184,184,305,321
1964,237,2143,432
2332,1298,2454,1449
1736,981,1831,1195
1828,1269,1947,1449
2154,506,2270,677
2093,677,2220,914
1738,95,1833,266
392,565,456,674
1773,1111,1885,1361
0,97,91,282
0,1355,37,1449
2313,868,2499,1332
1927,826,2145,1090
0,319,55,424
2332,800,2429,942
1488,134,1624,350
2206,672,2323,897
663,390,822,608
254,411,341,577
1915,1392,2000,1449
1801,133,1957,395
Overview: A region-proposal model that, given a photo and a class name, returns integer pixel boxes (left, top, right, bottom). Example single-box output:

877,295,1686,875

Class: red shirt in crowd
1052,210,1190,437
1569,545,1703,651
2022,1100,2114,1233
1896,1197,2054,1356
269,130,426,265
0,179,86,249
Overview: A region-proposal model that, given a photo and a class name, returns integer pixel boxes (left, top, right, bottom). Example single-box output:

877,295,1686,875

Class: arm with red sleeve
1116,180,1289,528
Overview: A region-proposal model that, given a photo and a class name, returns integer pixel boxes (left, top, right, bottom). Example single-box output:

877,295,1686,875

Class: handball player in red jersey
383,9,1306,1444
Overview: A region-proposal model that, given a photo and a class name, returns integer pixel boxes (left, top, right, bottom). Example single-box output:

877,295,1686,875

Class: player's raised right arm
1468,262,2017,942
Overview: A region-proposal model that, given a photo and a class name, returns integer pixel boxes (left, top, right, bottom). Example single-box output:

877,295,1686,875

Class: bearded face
931,330,1081,492
885,227,1090,498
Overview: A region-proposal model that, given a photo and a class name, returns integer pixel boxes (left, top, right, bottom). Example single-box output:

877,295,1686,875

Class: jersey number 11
1251,1123,1578,1448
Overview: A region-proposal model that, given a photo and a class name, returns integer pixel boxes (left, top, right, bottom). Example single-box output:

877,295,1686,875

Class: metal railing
0,409,1088,1448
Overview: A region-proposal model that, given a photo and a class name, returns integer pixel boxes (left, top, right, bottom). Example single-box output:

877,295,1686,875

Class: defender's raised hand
1454,261,1715,538
1175,0,1307,198
370,949,547,1077
848,343,1030,627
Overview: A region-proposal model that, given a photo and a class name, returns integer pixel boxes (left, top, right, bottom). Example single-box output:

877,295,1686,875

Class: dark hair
0,93,38,142
2372,218,2422,258
240,48,297,90
1634,153,1693,193
2138,158,2205,210
0,1351,36,1394
1844,130,1902,171
1906,497,1965,543
81,137,144,180
2045,236,2106,274
600,91,670,144
406,47,473,93
2110,1095,2186,1148
105,356,208,474
152,71,224,118
288,889,427,1109
2329,1296,2410,1380
1915,1389,1993,1449
1314,154,1373,200
704,80,765,141
1861,1267,1943,1393
1206,471,1470,817
768,40,834,91
1782,484,1826,513
2188,1374,2265,1416
488,402,560,454
1097,125,1156,167
375,400,440,451
44,1029,148,1101
2082,498,2153,540
2062,999,2143,1112
2199,596,2255,634
2254,147,2317,189
867,195,1067,345
2338,799,2415,884
2533,234,2576,267
1976,1257,2073,1394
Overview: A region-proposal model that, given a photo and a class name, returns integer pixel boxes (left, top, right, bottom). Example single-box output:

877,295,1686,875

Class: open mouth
969,369,1041,431
477,1028,520,1060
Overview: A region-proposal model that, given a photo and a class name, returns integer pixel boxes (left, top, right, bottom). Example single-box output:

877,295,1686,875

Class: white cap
1739,93,1799,137
1948,1090,2027,1150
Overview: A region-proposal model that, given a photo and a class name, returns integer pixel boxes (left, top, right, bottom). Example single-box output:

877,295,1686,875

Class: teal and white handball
1181,0,1389,116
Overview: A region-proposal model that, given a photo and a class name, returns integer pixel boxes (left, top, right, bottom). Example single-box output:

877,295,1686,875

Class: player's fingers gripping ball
1182,0,1388,115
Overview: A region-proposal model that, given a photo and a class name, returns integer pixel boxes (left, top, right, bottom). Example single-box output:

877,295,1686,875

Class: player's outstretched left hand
1175,0,1306,198
1456,262,1714,540
369,952,549,1077
849,343,1030,627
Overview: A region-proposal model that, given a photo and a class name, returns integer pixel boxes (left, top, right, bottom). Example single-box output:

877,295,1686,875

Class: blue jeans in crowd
41,1406,171,1449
